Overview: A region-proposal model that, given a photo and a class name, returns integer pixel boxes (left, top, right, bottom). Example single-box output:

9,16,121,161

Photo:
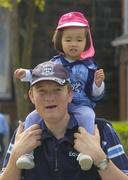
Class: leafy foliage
0,0,20,9
34,0,45,11
0,0,45,11
112,121,128,155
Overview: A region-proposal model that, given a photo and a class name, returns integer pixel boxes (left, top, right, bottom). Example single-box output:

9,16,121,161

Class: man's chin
44,112,57,119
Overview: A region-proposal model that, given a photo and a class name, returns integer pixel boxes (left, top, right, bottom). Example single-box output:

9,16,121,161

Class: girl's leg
69,105,95,134
16,110,42,169
69,104,95,170
24,110,43,129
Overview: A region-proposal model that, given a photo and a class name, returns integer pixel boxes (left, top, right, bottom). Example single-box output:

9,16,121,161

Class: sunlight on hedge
0,0,45,11
0,0,12,9
34,0,45,11
112,121,128,155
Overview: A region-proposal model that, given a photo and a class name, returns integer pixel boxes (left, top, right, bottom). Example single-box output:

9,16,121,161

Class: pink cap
57,12,95,59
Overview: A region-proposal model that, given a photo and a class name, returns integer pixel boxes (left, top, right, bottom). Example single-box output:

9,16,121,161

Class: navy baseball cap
31,61,69,87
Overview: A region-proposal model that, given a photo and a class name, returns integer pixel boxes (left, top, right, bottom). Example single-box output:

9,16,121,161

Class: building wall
119,46,128,120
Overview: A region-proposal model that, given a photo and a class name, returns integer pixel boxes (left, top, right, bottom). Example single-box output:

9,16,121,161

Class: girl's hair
52,28,90,53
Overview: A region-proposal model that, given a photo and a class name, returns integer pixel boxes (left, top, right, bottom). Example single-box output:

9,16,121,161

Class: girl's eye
77,39,83,42
65,39,71,42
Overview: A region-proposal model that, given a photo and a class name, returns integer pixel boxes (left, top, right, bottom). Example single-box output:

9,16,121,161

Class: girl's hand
14,68,26,79
95,69,105,87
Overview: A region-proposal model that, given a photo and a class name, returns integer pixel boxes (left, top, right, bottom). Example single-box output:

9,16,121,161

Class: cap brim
31,77,66,87
57,22,88,29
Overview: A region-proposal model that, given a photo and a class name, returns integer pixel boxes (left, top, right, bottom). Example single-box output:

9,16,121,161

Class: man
0,61,128,180
0,113,9,169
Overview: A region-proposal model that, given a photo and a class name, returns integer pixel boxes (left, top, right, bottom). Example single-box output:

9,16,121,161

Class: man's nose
45,92,55,101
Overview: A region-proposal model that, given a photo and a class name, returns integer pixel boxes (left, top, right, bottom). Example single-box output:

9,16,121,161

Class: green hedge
112,121,128,155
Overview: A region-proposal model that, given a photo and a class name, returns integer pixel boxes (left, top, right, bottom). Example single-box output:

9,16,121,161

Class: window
111,0,128,46
0,9,11,99
124,0,128,34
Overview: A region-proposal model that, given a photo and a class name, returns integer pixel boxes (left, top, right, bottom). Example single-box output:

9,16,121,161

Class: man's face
29,81,72,124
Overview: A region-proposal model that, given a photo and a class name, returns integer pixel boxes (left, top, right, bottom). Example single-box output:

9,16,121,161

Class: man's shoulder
95,118,112,127
82,58,98,70
95,118,113,139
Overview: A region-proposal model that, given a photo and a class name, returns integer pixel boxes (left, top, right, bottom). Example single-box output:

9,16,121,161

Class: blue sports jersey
51,54,105,108
1,116,128,180
21,54,105,108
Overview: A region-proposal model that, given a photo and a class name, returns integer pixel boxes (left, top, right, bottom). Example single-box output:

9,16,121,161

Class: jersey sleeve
0,129,16,175
21,69,32,82
83,59,105,103
96,118,128,175
0,111,42,175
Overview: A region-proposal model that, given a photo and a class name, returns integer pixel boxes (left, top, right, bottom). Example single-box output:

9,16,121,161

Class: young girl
15,11,105,171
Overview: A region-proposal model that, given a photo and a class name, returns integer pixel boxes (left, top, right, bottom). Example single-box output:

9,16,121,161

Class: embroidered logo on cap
41,64,54,76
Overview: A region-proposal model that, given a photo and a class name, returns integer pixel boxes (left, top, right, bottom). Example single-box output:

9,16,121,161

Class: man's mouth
45,105,57,109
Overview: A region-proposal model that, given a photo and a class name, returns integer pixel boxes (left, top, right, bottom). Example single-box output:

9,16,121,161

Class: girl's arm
14,68,32,82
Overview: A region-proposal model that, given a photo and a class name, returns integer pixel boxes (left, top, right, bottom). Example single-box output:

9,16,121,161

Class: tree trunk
10,1,35,120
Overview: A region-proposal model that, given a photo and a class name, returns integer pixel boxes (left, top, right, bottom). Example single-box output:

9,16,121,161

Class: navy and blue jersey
1,115,128,180
51,54,105,108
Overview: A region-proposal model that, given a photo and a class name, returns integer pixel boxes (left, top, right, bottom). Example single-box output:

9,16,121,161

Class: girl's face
61,27,87,60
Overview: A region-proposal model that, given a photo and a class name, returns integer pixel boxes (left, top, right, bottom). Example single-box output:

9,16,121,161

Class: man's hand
13,121,42,160
74,126,101,159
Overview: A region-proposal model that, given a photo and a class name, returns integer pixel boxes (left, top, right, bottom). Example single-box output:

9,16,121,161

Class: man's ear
68,89,73,103
28,89,35,105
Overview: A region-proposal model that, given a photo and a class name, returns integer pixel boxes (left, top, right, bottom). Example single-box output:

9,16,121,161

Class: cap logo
41,64,54,76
